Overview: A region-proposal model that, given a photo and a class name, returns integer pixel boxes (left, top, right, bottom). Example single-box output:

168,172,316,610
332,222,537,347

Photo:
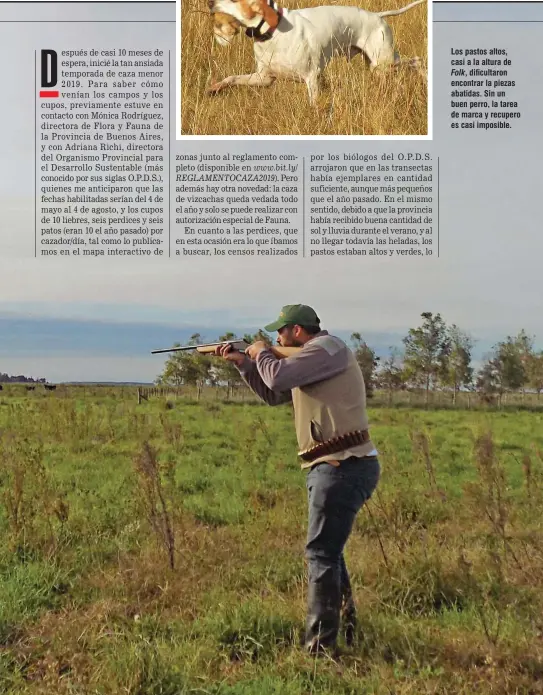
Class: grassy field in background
180,0,428,136
1,388,543,693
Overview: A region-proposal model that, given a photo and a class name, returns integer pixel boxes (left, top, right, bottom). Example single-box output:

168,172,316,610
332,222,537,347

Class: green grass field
1,388,543,693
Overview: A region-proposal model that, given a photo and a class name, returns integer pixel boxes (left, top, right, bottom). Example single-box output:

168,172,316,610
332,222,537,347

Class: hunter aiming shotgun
211,304,380,657
152,303,380,657
151,340,300,359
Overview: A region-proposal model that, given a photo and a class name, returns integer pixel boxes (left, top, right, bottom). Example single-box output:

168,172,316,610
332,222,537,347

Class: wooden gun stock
193,344,300,359
268,346,301,359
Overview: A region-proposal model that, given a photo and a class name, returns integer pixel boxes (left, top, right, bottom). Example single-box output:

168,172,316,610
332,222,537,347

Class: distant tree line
156,313,543,404
366,313,542,405
156,330,271,400
0,373,47,384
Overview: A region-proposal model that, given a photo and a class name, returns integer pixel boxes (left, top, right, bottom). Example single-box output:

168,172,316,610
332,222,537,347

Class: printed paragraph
174,153,302,258
36,48,167,258
449,47,520,130
308,153,436,258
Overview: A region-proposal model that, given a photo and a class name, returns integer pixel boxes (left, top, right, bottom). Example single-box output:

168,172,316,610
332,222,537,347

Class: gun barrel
151,341,247,355
151,347,191,354
151,343,301,359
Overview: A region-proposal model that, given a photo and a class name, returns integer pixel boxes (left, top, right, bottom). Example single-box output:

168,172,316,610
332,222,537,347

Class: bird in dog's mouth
209,0,242,47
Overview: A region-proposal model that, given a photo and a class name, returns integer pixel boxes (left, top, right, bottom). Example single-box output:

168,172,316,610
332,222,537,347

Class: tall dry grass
180,0,428,135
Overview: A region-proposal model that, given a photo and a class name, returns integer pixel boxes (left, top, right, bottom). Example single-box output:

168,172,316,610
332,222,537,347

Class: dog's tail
377,0,425,18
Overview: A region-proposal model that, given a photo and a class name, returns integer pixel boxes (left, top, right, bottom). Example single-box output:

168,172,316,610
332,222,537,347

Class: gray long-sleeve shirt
236,330,349,403
237,330,378,463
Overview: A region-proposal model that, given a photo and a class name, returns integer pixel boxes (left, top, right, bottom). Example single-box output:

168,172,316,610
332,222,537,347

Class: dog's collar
245,1,283,42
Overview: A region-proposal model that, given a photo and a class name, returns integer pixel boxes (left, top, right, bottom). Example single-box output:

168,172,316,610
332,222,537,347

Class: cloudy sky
0,1,541,382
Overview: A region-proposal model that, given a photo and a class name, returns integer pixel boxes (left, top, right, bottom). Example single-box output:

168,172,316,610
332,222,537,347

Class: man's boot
304,576,341,656
341,591,357,647
339,556,357,647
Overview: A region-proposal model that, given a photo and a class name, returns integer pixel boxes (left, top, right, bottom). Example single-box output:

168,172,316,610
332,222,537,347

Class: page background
0,1,540,382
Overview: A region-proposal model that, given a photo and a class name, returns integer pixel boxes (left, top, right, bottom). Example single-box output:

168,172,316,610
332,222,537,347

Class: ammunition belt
298,429,370,463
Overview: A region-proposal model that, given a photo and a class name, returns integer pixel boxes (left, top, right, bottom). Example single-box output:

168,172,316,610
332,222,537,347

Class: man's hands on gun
215,341,269,362
214,342,245,364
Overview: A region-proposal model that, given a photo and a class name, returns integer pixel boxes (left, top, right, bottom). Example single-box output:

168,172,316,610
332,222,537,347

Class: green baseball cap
264,304,320,332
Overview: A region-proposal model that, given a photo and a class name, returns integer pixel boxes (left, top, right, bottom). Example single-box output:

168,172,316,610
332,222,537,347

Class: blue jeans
304,455,380,651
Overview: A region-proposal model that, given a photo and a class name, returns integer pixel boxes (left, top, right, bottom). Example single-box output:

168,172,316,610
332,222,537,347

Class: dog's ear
248,0,280,28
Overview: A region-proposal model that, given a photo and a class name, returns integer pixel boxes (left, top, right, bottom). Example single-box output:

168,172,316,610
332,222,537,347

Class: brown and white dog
208,0,426,104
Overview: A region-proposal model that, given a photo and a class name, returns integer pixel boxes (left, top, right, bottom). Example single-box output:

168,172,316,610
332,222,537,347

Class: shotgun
151,340,300,359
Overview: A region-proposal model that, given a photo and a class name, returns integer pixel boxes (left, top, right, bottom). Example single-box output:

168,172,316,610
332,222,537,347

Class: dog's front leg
207,72,275,94
304,72,320,106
